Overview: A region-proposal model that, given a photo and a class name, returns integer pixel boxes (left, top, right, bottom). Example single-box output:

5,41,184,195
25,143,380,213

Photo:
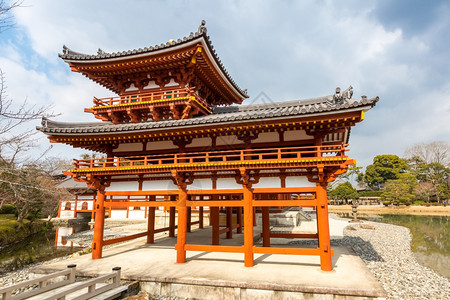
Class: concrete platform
32,226,387,300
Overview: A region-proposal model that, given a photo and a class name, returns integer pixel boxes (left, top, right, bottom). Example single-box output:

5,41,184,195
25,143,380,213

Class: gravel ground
1,221,449,299
290,220,450,299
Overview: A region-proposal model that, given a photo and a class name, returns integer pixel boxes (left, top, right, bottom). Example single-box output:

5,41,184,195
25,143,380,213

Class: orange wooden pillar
92,188,105,259
199,206,204,229
211,206,220,245
237,207,242,234
187,207,192,233
243,185,254,267
199,196,204,229
316,182,332,271
169,196,176,237
211,177,220,245
176,187,188,263
262,207,270,247
147,195,156,244
226,206,233,239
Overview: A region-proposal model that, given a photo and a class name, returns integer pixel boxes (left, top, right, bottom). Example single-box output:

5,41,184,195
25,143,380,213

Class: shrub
0,204,17,214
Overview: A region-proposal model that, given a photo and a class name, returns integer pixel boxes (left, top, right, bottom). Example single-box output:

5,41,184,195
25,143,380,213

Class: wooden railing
71,144,349,171
92,87,208,109
43,267,121,300
0,265,76,300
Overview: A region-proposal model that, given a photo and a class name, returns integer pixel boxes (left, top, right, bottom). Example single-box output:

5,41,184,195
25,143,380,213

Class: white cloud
0,0,448,167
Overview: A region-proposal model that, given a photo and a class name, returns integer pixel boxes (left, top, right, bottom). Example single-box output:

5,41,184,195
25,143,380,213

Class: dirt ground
328,205,450,216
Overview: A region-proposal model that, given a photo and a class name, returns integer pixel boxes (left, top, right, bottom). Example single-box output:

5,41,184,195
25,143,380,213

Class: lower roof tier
37,87,378,153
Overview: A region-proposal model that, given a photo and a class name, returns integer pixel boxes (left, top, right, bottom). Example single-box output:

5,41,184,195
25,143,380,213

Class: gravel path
291,220,450,299
1,221,449,299
341,221,450,299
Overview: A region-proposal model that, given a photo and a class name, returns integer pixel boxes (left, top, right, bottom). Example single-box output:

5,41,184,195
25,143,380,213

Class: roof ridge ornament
198,20,207,34
333,86,353,105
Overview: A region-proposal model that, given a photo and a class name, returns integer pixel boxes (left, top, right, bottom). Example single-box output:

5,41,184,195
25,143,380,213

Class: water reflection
54,223,89,249
336,213,450,279
0,223,89,274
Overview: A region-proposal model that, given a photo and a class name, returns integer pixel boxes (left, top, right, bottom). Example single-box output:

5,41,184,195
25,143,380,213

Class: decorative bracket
171,170,194,190
235,168,260,188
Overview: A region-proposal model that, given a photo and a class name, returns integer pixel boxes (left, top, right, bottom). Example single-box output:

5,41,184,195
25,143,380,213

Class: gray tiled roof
37,87,378,135
59,21,248,99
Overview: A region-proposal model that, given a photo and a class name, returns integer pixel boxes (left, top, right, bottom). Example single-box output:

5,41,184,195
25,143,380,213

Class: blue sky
0,0,449,168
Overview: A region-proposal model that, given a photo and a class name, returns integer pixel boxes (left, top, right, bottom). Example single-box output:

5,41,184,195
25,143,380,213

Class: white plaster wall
143,80,159,89
216,135,243,146
113,143,143,152
216,178,242,189
107,181,139,191
284,130,312,142
189,179,212,190
187,137,211,148
76,201,93,210
146,141,177,151
142,180,178,191
77,195,94,200
165,78,179,87
125,83,139,92
253,132,279,144
128,210,146,219
285,176,316,188
60,211,75,218
254,177,281,188
110,210,127,219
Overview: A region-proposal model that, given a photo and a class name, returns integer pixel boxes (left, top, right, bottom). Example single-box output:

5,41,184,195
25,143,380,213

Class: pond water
0,223,89,274
337,213,450,279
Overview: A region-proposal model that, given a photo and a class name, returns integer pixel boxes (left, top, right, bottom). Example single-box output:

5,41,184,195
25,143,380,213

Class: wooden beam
187,200,244,207
184,244,244,253
252,200,318,207
105,190,179,196
105,201,175,208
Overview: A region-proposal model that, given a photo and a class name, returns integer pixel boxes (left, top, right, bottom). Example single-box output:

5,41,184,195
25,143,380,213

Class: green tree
382,173,417,206
364,154,409,189
339,163,363,185
328,182,359,204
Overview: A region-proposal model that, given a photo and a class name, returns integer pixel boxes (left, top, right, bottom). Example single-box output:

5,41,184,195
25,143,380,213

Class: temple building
38,21,378,271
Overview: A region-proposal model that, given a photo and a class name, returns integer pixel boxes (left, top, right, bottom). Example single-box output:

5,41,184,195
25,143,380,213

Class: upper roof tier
59,20,248,106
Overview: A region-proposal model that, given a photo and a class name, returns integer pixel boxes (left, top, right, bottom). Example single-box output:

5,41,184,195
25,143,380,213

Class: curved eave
60,33,248,102
37,95,378,138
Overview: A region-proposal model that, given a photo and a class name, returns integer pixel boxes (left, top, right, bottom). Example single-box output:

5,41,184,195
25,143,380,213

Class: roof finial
198,20,207,34
62,45,69,55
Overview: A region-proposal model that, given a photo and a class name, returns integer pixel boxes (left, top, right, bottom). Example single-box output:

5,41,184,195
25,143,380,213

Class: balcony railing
90,87,210,111
71,144,349,171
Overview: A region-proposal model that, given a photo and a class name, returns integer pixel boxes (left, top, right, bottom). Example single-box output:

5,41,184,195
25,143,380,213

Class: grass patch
0,214,52,247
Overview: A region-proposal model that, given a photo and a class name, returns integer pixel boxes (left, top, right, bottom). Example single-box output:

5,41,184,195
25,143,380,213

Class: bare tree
0,1,23,32
0,1,64,223
405,141,450,168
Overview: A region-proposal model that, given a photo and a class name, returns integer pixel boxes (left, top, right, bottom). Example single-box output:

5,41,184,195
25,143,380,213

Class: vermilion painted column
169,196,176,237
92,189,105,259
237,207,243,234
199,206,204,229
262,207,270,247
147,195,156,244
187,207,192,233
316,182,332,271
211,207,220,245
176,188,188,263
243,185,254,267
226,206,233,239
